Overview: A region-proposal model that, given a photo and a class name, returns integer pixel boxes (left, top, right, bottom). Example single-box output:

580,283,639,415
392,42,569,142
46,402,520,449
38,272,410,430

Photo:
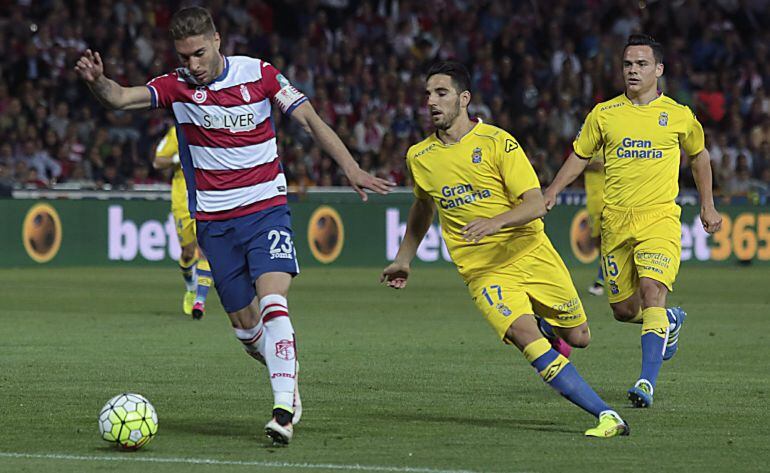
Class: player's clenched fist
380,262,410,289
74,49,104,83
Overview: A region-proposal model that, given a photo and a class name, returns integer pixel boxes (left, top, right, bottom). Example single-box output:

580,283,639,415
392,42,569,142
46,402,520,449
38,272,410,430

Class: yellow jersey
406,121,544,279
155,127,187,214
573,93,704,209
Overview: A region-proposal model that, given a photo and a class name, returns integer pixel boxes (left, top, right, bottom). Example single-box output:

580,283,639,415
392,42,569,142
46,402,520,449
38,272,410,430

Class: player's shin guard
195,259,212,304
179,257,198,291
523,338,610,417
234,323,266,365
261,294,297,414
639,307,668,387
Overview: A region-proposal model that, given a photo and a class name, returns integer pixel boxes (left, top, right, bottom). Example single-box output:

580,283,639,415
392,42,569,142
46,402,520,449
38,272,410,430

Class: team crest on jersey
275,339,296,361
240,84,251,103
471,147,483,164
192,87,207,104
658,112,668,127
276,73,291,88
496,303,512,317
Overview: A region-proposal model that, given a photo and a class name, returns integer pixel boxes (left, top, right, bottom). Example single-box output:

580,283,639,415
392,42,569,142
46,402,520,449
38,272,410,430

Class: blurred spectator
0,0,767,195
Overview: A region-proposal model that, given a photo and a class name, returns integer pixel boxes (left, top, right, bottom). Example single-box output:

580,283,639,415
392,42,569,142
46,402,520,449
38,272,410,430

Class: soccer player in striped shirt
75,6,394,445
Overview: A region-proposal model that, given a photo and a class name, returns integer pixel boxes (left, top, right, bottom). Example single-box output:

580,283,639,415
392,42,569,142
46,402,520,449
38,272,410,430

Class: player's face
175,33,222,85
425,74,466,130
622,45,663,95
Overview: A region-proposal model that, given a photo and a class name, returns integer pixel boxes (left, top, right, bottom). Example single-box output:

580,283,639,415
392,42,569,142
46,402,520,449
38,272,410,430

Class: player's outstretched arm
74,49,151,110
543,151,590,210
380,197,435,289
290,102,395,201
690,148,722,234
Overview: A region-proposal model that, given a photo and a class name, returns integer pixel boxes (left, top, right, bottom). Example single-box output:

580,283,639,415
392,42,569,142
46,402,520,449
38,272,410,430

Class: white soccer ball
98,393,158,450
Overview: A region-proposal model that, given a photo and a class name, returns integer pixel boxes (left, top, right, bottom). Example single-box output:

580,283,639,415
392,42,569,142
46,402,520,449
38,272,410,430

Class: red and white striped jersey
146,56,307,220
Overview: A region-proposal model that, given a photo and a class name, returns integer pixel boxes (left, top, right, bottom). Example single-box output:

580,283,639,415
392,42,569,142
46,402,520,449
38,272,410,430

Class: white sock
260,294,297,412
234,323,265,365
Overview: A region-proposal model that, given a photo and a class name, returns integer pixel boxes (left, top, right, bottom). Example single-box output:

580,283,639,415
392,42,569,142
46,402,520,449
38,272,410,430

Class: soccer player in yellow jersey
153,126,212,320
584,152,606,296
544,35,722,408
381,61,629,437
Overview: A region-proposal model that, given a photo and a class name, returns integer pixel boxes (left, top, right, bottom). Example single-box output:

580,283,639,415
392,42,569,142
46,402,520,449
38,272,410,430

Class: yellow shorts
601,203,681,303
172,205,197,247
467,238,587,341
586,191,604,239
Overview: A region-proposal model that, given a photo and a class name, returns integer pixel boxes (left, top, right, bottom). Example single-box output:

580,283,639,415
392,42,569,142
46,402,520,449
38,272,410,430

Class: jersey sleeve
261,62,308,116
496,132,541,199
155,127,179,158
680,106,706,156
146,73,180,109
405,155,430,200
573,106,603,159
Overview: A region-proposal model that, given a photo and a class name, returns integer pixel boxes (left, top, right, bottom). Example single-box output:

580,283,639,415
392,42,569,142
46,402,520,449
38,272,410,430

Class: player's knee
639,279,667,307
562,326,590,348
181,243,196,261
612,305,638,322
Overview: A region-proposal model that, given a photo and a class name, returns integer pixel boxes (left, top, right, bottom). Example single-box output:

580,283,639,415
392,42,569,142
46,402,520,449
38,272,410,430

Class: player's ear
212,32,221,50
460,90,471,108
655,62,664,78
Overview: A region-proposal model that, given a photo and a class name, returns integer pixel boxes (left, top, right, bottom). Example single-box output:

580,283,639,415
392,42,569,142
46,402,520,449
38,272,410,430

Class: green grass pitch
0,265,768,472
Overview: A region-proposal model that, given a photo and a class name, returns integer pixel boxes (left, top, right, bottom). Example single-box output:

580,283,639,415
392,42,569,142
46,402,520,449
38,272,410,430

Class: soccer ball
98,393,158,450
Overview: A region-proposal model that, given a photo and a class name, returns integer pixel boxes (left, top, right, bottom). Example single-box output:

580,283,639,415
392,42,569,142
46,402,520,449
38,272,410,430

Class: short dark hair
170,7,216,40
426,61,471,94
624,34,664,64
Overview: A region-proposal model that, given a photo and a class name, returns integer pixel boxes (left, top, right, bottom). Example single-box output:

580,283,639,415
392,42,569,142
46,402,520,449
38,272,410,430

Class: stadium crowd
1,0,769,200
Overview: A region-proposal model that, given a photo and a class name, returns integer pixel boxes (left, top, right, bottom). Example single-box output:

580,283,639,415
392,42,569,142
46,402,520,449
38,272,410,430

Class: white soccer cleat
292,362,302,425
265,418,293,445
587,283,604,296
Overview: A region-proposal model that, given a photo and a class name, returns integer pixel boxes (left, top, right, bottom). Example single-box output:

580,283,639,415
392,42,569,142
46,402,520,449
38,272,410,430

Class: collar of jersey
434,118,482,146
622,91,664,107
208,55,230,85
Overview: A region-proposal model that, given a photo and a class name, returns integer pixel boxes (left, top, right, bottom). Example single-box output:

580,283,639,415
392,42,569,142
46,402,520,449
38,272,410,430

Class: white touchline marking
0,452,524,473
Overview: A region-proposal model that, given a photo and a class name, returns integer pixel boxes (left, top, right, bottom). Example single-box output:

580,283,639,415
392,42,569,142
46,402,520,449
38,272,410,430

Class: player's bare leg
256,272,298,445
506,315,628,437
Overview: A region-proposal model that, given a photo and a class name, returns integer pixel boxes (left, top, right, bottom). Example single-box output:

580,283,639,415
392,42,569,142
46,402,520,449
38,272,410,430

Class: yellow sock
641,307,668,338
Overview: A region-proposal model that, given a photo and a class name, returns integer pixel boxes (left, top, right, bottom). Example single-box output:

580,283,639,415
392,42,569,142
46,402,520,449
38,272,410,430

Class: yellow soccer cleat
183,290,195,316
585,411,630,438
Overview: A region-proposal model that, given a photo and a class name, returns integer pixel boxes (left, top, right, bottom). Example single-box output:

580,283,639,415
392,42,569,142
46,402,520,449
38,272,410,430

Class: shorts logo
608,279,619,295
495,303,512,317
471,147,483,164
192,87,207,103
505,139,519,152
240,84,251,102
658,112,668,126
275,339,295,361
268,229,295,260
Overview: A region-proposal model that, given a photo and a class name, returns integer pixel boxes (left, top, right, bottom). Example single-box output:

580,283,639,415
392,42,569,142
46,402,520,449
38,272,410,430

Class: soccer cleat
587,281,604,296
549,337,572,359
192,301,205,320
292,362,302,425
663,307,686,361
627,379,654,408
183,290,195,315
585,411,630,438
265,408,293,445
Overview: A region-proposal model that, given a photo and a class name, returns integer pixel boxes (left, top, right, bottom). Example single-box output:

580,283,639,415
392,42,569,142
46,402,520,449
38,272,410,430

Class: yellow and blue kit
406,121,586,340
574,93,705,302
155,127,197,247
